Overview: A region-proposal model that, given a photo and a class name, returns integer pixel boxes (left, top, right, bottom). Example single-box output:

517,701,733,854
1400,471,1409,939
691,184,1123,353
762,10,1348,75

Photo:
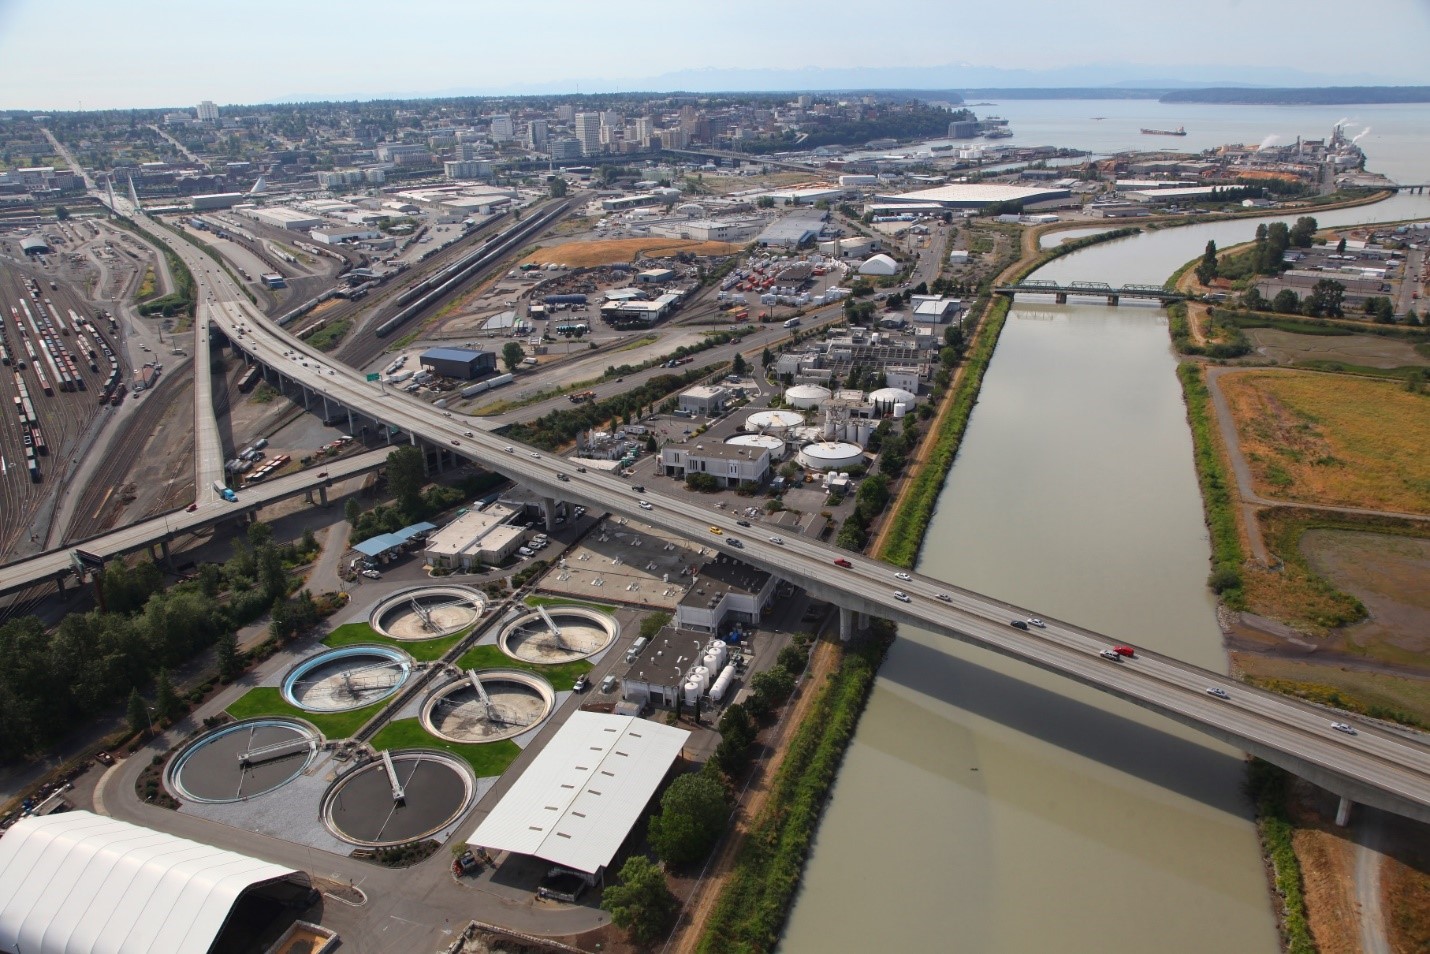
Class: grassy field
368,718,521,778
307,318,353,352
523,595,617,613
324,621,466,662
226,686,385,740
136,267,156,299
522,238,740,267
453,643,592,692
1220,370,1430,514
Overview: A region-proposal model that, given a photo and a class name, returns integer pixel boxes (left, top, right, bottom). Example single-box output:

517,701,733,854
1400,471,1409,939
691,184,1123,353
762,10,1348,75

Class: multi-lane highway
17,193,1430,823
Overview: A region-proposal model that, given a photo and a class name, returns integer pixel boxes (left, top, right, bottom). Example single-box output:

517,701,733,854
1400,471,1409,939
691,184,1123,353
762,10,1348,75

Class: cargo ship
1141,126,1187,136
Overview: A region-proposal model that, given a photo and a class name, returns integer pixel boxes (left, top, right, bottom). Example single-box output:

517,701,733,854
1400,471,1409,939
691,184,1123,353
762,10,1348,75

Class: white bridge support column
1336,796,1354,827
839,606,854,642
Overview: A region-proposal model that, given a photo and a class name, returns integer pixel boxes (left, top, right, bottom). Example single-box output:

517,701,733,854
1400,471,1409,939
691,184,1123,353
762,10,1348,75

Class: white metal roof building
468,712,689,877
873,183,1071,209
0,810,309,954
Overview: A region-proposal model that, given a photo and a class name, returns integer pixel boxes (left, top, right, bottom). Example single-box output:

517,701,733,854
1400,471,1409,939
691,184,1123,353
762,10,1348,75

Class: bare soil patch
1220,371,1430,514
523,239,740,268
1300,529,1430,665
1246,328,1430,369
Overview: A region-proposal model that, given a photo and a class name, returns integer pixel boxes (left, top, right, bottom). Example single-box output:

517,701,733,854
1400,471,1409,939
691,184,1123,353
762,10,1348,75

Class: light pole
145,706,156,735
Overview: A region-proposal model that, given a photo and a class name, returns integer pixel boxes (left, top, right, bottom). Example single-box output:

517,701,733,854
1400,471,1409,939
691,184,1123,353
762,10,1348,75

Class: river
778,108,1429,953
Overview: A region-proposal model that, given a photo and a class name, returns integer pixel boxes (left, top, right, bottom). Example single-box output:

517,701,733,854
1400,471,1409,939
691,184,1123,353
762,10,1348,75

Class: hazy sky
2,0,1427,109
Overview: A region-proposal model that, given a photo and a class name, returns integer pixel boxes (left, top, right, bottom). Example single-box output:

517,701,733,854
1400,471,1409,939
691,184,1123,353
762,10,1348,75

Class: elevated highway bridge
7,191,1426,826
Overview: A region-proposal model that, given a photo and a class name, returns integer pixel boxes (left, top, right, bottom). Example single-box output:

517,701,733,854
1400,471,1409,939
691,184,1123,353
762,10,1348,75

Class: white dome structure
858,254,899,276
727,434,786,459
785,384,832,409
798,441,865,471
744,409,804,433
869,386,918,407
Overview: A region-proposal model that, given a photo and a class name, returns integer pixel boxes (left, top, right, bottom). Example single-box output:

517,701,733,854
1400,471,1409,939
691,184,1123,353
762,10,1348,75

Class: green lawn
369,718,521,778
225,686,385,740
523,595,618,614
324,621,466,662
454,643,593,692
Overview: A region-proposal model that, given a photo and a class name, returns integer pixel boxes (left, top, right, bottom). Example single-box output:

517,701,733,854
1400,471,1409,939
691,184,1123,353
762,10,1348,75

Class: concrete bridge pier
322,396,331,420
318,485,328,506
347,408,355,434
302,387,311,410
542,497,558,531
839,606,855,642
54,570,67,593
1107,295,1120,306
1055,292,1067,304
1336,796,1354,827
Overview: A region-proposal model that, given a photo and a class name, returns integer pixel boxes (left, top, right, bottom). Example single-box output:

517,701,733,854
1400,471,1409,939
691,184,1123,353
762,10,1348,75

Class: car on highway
1099,649,1123,661
316,471,328,479
465,431,473,437
504,446,515,453
1331,722,1358,735
632,485,645,493
895,572,912,582
529,451,540,459
557,473,570,482
576,466,587,473
708,526,723,535
893,591,911,603
936,593,951,602
736,520,751,527
834,558,853,568
639,501,653,510
185,503,198,512
1010,619,1029,630
451,440,460,446
729,539,743,548
769,536,784,545
1206,687,1230,700
1027,618,1045,627
1112,645,1136,658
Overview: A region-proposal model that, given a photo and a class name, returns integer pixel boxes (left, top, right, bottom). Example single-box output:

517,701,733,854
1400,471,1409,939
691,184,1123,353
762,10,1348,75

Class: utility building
419,347,496,380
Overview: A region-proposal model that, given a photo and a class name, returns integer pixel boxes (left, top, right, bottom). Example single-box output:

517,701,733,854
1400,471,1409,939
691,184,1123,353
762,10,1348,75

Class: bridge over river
994,279,1186,305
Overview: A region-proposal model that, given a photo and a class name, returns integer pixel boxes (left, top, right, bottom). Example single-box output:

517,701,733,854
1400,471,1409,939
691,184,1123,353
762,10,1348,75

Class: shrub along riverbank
695,624,894,954
1175,363,1246,606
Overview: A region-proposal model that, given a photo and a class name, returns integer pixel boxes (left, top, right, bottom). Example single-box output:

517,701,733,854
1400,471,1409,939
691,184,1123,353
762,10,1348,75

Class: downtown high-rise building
197,100,219,123
573,112,602,156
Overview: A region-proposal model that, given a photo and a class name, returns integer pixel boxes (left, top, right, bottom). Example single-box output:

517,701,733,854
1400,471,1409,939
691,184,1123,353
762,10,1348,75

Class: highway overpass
25,191,1430,826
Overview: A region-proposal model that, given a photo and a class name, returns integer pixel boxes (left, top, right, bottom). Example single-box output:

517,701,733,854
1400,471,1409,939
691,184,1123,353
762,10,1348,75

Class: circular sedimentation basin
370,585,485,641
282,645,412,712
421,669,556,744
321,750,475,847
499,605,617,664
167,718,318,803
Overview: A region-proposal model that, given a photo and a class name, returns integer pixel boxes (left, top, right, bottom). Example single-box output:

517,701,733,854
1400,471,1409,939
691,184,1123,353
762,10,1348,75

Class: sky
1,0,1428,110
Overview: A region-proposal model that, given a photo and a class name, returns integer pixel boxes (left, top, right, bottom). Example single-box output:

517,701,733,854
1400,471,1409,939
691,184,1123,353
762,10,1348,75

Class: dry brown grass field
1220,370,1430,514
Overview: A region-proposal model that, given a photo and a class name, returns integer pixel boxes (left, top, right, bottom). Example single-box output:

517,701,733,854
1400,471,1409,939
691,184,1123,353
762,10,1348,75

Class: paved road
62,192,1430,827
1204,366,1430,565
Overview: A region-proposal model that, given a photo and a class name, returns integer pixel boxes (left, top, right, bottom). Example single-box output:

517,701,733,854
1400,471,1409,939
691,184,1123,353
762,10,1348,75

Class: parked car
361,569,381,579
600,675,618,693
572,675,589,693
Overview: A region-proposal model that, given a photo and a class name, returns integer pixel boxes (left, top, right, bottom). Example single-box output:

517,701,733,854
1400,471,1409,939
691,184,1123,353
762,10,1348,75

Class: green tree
501,341,525,371
646,434,658,453
548,176,567,198
344,498,361,526
732,352,747,376
761,347,774,369
1303,278,1345,318
601,856,677,944
54,205,70,221
1195,240,1218,285
648,773,731,866
127,688,148,735
749,667,796,711
1242,287,1267,312
215,630,240,681
1289,216,1318,249
386,445,425,517
1336,237,1347,254
154,668,179,722
756,195,775,209
1272,289,1301,314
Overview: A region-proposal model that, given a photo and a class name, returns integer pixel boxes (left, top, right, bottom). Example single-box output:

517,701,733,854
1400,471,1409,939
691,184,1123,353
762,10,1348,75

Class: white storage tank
744,409,804,434
692,666,711,695
710,664,737,703
798,441,865,472
704,641,728,671
703,651,721,674
869,386,918,408
785,384,832,409
684,680,702,706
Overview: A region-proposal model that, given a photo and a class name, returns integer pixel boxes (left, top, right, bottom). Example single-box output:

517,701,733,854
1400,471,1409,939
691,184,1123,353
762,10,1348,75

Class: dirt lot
523,239,740,268
1246,328,1430,369
1220,371,1430,514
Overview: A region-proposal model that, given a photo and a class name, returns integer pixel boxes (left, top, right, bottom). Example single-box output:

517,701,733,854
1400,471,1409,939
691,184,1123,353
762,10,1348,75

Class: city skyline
1,0,1428,110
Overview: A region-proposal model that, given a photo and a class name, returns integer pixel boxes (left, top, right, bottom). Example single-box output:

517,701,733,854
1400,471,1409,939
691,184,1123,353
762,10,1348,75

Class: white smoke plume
1257,135,1281,151
1352,126,1371,143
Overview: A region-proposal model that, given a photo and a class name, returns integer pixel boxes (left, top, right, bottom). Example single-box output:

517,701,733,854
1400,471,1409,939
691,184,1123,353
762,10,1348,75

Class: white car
936,593,951,602
1331,722,1358,735
529,451,540,459
504,446,515,454
895,572,912,582
1027,618,1045,628
893,591,912,603
639,500,653,510
361,569,380,579
769,536,784,545
1206,687,1230,700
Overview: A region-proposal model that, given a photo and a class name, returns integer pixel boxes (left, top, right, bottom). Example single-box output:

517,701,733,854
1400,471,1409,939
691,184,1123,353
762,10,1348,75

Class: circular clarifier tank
321,750,475,847
371,585,485,641
167,718,318,803
499,606,618,664
421,669,556,744
282,645,412,712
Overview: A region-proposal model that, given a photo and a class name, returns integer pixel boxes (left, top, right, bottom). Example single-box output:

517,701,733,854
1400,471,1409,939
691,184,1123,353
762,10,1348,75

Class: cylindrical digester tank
710,664,737,703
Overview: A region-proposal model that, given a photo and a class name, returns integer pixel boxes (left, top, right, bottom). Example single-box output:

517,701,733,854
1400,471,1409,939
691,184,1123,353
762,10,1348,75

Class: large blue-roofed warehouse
419,347,497,380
